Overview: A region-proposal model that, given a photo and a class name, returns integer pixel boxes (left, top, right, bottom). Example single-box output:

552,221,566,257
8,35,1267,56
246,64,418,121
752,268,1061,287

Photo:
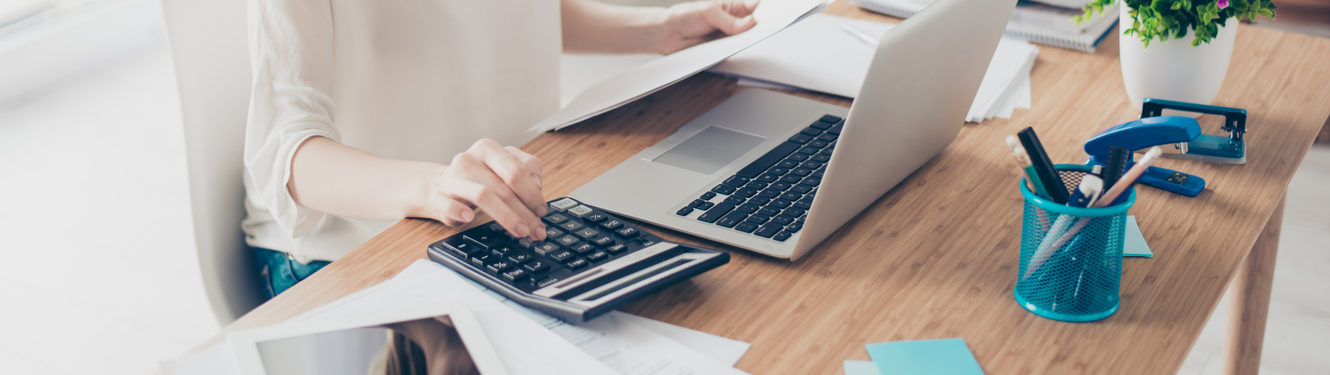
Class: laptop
570,0,1019,260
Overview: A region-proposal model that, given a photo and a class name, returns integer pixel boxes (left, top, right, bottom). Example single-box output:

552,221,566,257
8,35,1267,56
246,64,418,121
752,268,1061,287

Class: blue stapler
1140,98,1248,164
1084,116,1207,197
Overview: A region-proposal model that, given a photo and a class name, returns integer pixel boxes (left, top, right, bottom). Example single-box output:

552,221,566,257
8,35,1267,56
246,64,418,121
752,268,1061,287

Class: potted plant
1075,0,1276,109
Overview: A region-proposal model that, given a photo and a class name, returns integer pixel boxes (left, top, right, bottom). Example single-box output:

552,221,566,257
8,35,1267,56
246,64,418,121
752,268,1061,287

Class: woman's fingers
446,178,542,240
504,146,547,217
721,0,759,18
698,2,755,35
470,140,546,221
434,197,475,227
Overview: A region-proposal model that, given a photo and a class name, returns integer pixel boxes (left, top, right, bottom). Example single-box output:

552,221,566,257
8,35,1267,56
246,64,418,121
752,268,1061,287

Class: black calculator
427,197,730,322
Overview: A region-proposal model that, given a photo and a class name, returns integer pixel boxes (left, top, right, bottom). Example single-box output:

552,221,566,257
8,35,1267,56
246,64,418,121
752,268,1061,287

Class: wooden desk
201,4,1330,374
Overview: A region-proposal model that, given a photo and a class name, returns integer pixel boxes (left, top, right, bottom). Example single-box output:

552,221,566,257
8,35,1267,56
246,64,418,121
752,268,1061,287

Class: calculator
427,197,730,322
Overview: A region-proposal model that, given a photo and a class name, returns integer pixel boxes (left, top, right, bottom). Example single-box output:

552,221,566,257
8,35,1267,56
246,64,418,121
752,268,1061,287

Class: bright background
0,0,1326,374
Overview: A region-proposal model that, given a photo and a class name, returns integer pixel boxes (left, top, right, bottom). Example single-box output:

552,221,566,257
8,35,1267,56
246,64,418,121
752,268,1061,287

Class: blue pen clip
1084,116,1206,197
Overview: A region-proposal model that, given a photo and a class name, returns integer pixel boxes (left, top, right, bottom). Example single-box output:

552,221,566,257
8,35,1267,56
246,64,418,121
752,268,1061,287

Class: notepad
865,338,985,375
1123,215,1153,258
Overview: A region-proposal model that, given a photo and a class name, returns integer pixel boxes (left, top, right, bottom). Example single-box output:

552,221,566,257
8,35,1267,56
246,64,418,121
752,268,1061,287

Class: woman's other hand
423,139,547,240
661,0,760,54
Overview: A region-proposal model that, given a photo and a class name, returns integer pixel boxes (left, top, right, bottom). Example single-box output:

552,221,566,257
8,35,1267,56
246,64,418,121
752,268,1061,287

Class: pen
1067,165,1104,208
1017,128,1071,204
839,23,878,47
1006,135,1048,199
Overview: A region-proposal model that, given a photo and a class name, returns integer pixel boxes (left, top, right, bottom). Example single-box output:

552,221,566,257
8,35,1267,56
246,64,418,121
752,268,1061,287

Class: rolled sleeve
244,0,338,239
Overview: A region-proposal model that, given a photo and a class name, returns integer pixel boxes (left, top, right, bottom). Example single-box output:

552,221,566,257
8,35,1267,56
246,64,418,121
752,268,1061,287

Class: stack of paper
844,338,986,375
707,13,1038,123
162,260,753,375
851,0,1118,53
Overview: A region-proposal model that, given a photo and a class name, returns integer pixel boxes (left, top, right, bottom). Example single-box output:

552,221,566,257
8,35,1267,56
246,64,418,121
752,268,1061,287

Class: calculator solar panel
428,197,729,321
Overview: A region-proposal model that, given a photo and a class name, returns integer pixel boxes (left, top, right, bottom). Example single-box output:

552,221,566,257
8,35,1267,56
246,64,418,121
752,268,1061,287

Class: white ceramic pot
1119,5,1237,110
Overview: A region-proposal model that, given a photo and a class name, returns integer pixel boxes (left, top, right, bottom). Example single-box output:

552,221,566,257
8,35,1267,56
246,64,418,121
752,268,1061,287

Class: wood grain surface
197,3,1330,374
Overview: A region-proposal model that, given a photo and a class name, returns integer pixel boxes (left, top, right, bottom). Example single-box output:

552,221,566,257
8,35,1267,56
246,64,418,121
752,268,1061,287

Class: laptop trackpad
652,125,766,175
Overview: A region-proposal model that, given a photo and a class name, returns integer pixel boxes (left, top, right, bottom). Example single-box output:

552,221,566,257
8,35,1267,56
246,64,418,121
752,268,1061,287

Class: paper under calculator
427,197,730,322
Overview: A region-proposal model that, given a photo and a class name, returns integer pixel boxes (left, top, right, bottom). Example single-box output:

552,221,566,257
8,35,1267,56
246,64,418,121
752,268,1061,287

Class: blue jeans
254,247,330,300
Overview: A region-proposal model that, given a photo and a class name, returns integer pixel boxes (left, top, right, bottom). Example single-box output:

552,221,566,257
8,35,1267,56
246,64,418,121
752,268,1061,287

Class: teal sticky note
1123,216,1153,258
845,360,882,375
865,338,983,375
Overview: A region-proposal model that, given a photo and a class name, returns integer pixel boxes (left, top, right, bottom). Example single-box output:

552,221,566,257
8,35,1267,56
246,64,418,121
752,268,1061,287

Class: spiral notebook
850,0,1118,52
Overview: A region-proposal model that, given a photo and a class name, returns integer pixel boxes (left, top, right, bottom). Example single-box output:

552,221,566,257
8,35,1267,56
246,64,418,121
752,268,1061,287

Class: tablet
229,302,506,375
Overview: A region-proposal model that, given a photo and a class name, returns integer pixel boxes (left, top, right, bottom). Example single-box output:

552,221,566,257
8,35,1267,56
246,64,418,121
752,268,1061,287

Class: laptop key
769,167,789,175
800,127,822,136
820,114,843,123
827,122,844,134
770,199,792,209
809,140,829,148
736,203,760,213
792,201,812,211
675,207,693,216
778,160,799,168
735,141,801,178
697,201,714,210
771,216,794,226
798,146,819,155
734,222,759,233
723,176,749,186
817,133,837,142
735,188,758,198
744,181,768,190
700,191,716,200
688,199,705,208
787,223,803,233
757,207,780,216
748,197,771,206
791,185,813,194
754,224,782,238
810,119,834,129
780,192,803,201
770,182,792,191
812,154,831,163
755,174,778,183
773,232,792,242
758,189,780,198
711,184,737,195
696,203,735,223
783,208,807,217
716,212,748,228
746,214,770,224
802,178,822,186
789,153,808,161
791,168,812,176
789,133,814,144
724,196,746,205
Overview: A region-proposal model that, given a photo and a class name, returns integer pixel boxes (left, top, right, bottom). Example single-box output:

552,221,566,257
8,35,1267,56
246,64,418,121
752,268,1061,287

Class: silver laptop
571,0,1018,260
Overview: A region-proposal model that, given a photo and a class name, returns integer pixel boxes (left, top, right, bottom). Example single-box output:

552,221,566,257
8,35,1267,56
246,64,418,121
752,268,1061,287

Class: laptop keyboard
675,114,843,242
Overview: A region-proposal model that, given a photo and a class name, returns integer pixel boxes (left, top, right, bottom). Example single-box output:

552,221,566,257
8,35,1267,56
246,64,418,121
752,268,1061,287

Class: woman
244,0,761,299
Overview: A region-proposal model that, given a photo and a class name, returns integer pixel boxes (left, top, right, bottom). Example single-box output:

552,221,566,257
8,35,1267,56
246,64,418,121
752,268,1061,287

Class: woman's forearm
287,136,442,222
561,0,668,54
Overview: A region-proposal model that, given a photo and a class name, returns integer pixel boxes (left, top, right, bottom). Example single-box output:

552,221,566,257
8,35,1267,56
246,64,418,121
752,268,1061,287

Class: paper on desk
843,360,883,375
865,338,985,375
710,13,1039,123
399,260,750,375
530,0,829,132
1124,215,1153,257
615,311,751,366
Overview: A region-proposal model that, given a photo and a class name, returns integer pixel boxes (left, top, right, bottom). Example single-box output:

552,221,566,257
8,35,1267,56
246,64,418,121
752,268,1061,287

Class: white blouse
241,0,562,263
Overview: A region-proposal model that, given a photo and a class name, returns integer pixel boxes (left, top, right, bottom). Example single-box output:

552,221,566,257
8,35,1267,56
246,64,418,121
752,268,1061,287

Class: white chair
160,0,260,325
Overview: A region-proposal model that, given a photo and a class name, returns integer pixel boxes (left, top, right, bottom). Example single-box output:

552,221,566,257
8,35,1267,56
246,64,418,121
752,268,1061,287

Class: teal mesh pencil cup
1014,164,1135,322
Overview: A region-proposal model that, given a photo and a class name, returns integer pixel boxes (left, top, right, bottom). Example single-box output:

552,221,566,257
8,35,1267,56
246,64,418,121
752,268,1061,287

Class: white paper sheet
709,13,1039,123
530,0,829,132
615,312,751,366
166,260,754,375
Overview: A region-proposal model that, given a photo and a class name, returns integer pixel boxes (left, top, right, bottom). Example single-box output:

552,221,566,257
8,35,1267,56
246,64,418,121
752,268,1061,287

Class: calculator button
564,258,589,270
516,238,535,249
441,237,482,256
523,260,550,273
589,235,615,246
543,213,570,225
470,255,487,267
550,198,578,212
489,249,506,258
486,261,513,273
567,205,594,218
600,219,623,230
615,227,639,238
537,276,559,288
555,235,580,247
507,253,532,263
548,250,574,262
501,269,529,282
463,232,506,249
545,227,565,239
574,228,600,239
571,243,596,254
534,242,560,255
606,244,628,253
587,251,609,262
559,221,583,231
585,213,608,223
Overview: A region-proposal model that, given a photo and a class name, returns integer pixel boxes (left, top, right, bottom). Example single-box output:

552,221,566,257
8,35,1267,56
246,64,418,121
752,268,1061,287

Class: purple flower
1217,0,1229,9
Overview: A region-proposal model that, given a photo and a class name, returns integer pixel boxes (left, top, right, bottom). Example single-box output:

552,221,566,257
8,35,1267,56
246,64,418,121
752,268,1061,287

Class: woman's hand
660,0,760,54
422,139,548,240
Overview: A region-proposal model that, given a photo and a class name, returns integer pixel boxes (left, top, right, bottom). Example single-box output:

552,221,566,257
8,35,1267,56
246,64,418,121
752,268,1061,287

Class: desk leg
1221,195,1283,375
